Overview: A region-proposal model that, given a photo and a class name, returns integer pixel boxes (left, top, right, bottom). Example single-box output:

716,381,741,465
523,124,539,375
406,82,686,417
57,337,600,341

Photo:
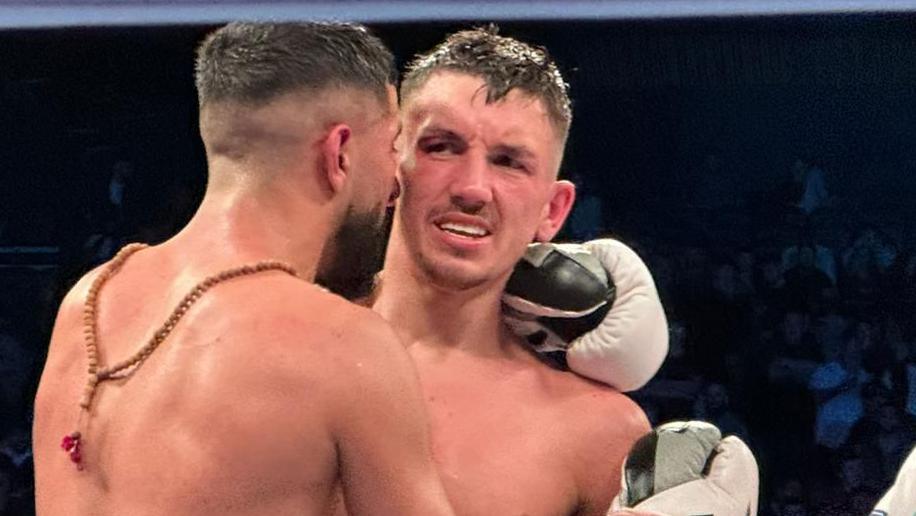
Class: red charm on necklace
61,431,83,470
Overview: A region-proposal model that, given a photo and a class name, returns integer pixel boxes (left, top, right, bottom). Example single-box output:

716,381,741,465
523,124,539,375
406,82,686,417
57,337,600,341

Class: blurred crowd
616,158,916,516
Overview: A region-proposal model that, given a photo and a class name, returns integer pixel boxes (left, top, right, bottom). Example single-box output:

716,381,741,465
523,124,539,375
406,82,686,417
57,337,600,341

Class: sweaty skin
34,84,452,516
412,338,650,515
372,71,651,516
33,248,448,516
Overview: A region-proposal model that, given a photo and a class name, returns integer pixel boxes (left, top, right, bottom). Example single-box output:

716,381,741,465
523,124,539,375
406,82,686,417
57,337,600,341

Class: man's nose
449,156,492,212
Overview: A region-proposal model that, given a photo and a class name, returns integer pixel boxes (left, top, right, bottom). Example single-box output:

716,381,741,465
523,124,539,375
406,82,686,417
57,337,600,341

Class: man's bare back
34,247,446,515
34,21,459,516
409,343,649,516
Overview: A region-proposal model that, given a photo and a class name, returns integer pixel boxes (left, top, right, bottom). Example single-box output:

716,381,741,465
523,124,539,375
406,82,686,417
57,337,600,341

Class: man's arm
330,311,453,516
33,268,103,512
572,391,651,516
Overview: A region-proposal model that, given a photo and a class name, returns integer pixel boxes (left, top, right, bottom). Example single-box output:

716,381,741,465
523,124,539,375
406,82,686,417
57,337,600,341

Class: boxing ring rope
1,0,916,28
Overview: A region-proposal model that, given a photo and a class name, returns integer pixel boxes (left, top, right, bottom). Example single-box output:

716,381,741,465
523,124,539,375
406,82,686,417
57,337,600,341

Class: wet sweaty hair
195,21,396,108
400,25,572,139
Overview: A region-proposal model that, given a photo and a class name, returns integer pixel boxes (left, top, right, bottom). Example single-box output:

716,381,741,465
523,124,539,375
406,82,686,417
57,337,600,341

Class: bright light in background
1,0,916,28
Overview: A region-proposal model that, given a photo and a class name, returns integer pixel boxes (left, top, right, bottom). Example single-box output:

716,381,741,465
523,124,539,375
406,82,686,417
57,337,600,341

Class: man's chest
418,368,583,515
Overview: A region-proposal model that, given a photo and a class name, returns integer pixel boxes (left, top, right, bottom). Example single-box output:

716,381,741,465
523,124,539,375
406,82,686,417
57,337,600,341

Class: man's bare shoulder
545,367,651,440
539,368,650,514
45,265,107,349
219,277,406,368
63,265,105,309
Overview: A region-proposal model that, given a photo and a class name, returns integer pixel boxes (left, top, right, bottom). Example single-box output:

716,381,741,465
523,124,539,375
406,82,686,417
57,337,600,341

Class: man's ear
320,124,352,194
534,179,576,242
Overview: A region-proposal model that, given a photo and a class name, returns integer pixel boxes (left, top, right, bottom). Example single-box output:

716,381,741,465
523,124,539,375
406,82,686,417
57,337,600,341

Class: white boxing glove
871,444,916,516
502,238,668,391
609,421,759,516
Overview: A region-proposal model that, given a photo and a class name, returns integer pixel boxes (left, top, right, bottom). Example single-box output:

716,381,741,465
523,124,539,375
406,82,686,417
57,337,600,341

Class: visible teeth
439,222,488,237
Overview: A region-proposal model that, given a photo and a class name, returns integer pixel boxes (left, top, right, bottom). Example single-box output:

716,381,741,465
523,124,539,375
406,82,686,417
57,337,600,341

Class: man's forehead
405,71,549,118
407,71,485,102
404,77,554,138
403,101,465,130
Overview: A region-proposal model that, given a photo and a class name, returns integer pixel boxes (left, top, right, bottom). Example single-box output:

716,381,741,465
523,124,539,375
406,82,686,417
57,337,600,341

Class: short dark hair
195,21,396,108
401,25,571,138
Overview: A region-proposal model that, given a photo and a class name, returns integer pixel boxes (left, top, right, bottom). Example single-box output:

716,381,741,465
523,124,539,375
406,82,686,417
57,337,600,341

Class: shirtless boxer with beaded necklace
370,28,653,515
33,22,454,516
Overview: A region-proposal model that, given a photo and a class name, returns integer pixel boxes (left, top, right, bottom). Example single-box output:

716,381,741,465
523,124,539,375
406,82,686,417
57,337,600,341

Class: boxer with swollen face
372,28,651,515
33,22,453,516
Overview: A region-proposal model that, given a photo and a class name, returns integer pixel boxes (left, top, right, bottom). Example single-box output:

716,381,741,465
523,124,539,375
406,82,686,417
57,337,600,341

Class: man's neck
167,188,329,281
373,257,524,360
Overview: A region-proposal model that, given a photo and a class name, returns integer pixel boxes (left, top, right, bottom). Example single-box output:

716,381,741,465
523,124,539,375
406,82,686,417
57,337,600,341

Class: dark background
1,14,915,515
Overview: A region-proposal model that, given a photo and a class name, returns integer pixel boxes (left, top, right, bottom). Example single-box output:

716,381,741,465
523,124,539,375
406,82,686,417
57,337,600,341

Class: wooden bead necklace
62,243,298,470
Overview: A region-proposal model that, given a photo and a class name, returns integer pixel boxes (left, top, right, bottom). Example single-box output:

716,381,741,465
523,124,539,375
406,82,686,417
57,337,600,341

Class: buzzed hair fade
195,21,397,109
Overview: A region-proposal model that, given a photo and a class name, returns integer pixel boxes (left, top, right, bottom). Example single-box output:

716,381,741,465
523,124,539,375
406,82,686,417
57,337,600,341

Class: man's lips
432,214,493,239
